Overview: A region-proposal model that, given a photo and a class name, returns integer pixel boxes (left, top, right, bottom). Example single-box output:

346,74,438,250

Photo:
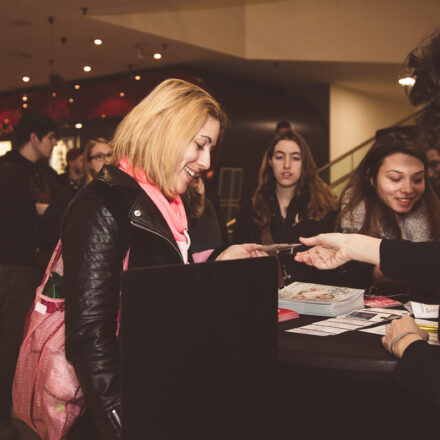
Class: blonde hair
83,137,111,184
111,78,226,199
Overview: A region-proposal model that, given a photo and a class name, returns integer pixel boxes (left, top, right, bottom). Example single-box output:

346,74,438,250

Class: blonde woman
60,79,265,440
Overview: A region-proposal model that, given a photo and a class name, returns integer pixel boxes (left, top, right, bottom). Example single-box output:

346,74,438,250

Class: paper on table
286,309,405,337
360,319,440,346
406,301,439,319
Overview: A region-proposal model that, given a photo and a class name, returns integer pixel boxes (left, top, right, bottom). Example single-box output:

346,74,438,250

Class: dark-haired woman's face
374,152,425,214
268,140,302,190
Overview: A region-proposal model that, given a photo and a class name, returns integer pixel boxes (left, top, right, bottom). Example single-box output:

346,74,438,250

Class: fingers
299,235,321,247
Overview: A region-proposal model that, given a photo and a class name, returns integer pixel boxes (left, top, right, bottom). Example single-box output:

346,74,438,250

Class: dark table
276,313,437,438
278,314,398,375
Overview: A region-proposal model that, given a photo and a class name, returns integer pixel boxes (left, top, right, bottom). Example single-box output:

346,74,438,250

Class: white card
35,301,47,315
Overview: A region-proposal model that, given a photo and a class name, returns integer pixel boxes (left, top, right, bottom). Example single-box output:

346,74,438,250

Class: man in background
57,147,84,188
0,113,59,439
425,145,440,197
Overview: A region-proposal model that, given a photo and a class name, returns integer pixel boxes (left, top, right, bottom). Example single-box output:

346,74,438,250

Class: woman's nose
198,149,211,170
400,180,414,194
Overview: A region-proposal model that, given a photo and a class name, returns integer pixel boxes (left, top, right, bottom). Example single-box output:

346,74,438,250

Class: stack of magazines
278,282,365,317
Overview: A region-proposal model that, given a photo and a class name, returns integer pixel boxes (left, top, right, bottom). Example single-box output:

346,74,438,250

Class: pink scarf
118,158,189,263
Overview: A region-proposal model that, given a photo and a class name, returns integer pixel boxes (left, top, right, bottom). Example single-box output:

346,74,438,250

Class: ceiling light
68,98,74,103
22,95,28,102
100,114,106,119
51,92,56,98
22,76,30,83
83,65,91,72
119,92,125,97
398,76,415,86
153,53,162,60
22,103,28,108
134,75,141,81
74,84,80,90
75,123,83,129
94,39,103,46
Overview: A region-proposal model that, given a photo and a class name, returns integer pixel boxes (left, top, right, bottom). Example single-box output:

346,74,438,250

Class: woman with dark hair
294,29,440,414
337,131,440,295
233,129,338,286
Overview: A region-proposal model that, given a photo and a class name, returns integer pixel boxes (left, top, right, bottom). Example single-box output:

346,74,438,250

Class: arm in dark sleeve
394,340,440,412
380,240,440,291
231,201,261,245
62,196,125,440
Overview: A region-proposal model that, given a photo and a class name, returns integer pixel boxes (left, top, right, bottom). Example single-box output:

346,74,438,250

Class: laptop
120,256,278,440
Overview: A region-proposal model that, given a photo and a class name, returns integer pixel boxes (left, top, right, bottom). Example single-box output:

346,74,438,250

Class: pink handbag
13,241,128,440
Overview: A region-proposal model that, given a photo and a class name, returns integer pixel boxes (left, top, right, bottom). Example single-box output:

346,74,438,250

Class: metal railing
318,111,420,196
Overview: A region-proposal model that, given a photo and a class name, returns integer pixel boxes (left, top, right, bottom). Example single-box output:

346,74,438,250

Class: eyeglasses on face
89,152,112,162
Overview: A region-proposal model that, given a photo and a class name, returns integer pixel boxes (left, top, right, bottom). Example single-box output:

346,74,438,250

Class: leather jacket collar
95,165,183,261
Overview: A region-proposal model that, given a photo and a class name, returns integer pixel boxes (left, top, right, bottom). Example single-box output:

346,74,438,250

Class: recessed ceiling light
74,84,80,90
83,65,92,72
22,103,28,108
51,92,56,98
68,98,74,103
22,95,28,101
398,76,415,86
134,75,141,81
119,92,125,97
75,123,83,129
22,76,30,83
94,39,103,46
100,114,106,119
153,53,162,60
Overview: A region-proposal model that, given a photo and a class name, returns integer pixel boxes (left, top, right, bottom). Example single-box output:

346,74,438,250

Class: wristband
390,330,428,357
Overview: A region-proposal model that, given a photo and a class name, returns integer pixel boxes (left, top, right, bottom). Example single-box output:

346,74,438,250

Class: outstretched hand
216,243,268,261
294,233,352,270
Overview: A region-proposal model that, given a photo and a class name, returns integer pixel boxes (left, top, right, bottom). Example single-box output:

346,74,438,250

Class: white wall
329,85,414,182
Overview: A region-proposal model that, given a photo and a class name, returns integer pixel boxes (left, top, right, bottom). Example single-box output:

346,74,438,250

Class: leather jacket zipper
130,219,183,262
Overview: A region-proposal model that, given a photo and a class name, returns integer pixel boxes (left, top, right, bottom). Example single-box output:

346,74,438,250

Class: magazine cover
278,282,363,304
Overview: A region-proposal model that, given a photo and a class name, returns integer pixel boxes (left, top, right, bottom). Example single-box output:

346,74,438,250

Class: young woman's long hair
337,131,440,240
252,130,337,229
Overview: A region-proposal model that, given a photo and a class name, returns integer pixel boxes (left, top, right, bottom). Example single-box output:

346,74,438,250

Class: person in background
233,129,338,286
58,147,84,188
37,138,112,257
59,79,265,439
82,137,112,184
337,131,440,298
425,145,440,196
182,176,223,254
0,113,59,440
275,120,292,136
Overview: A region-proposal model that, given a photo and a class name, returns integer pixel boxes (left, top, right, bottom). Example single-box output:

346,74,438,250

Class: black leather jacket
61,165,186,439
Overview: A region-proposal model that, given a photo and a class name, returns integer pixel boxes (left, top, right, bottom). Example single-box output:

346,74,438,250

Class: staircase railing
318,110,420,196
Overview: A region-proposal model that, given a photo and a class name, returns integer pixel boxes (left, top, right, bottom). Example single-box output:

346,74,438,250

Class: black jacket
379,239,440,414
232,192,338,285
0,150,60,267
61,165,198,439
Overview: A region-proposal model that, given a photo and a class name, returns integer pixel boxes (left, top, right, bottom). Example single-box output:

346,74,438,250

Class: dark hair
337,132,440,239
406,29,440,106
252,130,337,229
13,113,58,149
275,121,291,132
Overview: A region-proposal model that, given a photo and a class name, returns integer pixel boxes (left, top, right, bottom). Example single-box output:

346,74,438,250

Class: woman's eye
413,179,424,184
195,142,204,150
389,177,401,182
274,156,283,160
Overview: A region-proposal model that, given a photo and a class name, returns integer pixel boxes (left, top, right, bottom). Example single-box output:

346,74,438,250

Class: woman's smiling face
374,152,426,214
173,116,220,195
